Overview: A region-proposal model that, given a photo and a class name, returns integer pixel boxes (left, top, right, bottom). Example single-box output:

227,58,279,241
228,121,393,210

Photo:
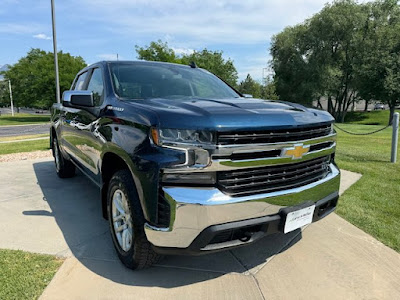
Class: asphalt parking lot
0,158,399,299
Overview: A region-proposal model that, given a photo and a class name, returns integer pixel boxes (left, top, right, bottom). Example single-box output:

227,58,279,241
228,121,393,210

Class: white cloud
33,33,51,40
171,47,195,56
96,53,123,61
74,0,330,45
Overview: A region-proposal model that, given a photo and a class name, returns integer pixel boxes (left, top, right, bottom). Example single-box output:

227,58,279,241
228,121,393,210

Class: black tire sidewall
53,137,64,175
107,170,144,269
53,136,75,178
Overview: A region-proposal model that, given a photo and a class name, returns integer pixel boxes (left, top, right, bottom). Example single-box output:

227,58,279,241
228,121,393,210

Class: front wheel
107,170,161,269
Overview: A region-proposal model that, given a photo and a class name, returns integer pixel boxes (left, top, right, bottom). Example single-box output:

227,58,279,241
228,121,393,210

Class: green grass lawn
0,249,63,300
0,114,50,126
335,124,400,252
344,109,400,126
0,134,49,142
0,138,50,155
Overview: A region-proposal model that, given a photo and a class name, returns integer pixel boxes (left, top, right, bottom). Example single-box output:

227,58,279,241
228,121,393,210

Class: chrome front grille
217,156,331,197
217,124,332,145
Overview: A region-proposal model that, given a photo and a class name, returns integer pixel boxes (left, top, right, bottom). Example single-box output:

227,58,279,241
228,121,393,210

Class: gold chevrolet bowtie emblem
283,144,310,159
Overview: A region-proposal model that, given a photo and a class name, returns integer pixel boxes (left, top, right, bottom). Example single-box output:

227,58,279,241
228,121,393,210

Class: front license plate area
281,202,316,234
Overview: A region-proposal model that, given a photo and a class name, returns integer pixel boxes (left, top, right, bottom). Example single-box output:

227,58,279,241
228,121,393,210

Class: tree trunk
317,98,323,109
364,99,369,111
327,95,334,115
340,111,347,123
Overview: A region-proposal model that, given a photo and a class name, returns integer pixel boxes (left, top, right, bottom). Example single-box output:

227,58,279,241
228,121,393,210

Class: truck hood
128,97,334,131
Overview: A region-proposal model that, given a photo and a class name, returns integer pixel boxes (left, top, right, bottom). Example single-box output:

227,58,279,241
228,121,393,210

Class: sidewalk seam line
229,250,266,300
251,229,304,276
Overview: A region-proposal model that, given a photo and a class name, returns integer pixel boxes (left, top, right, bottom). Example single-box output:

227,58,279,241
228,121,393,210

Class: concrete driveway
0,158,399,299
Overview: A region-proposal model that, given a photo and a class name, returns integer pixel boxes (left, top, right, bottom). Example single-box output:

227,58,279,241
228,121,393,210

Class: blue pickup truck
50,61,340,270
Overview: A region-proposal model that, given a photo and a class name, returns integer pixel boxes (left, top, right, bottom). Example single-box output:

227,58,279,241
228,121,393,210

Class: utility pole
391,112,399,163
50,0,61,104
8,80,14,116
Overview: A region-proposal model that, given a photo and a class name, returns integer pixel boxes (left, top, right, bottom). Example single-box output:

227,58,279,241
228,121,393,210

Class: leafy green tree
309,0,367,122
271,0,368,122
135,40,179,63
237,74,279,100
0,80,10,107
180,50,238,87
271,24,318,106
2,49,86,109
354,0,400,124
261,78,279,100
135,40,238,87
238,74,262,98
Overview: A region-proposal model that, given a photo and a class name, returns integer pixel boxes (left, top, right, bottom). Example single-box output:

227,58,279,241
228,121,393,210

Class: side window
87,68,104,106
74,72,88,91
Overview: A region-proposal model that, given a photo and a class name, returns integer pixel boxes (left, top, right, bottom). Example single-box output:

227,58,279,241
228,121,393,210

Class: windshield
109,62,239,100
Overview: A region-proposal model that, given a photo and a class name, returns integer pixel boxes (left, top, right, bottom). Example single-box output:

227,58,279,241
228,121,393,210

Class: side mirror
62,91,94,107
243,94,253,98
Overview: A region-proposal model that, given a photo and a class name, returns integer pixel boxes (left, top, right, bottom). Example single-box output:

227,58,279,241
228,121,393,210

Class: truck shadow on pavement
27,160,302,288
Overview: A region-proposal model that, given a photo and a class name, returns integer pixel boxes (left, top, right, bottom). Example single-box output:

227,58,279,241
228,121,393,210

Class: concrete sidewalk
0,158,399,299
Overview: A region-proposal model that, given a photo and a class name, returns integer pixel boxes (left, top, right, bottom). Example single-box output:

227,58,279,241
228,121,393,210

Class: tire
53,136,75,178
107,169,161,270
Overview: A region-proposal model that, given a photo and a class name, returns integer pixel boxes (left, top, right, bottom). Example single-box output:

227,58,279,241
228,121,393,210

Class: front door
62,67,106,183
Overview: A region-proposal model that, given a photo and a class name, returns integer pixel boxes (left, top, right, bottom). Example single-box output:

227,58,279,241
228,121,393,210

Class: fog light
161,172,216,185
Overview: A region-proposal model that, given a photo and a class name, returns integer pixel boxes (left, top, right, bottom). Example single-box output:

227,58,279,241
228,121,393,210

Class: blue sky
0,0,331,81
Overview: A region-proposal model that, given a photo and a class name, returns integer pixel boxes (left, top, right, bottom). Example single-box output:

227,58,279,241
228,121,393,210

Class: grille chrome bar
218,159,327,184
217,156,331,197
218,124,332,145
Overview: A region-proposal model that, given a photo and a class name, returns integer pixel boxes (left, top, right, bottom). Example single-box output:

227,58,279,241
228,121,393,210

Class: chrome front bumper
144,163,340,248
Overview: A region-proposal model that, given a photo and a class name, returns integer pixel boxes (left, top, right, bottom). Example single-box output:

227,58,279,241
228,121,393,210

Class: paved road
0,107,50,115
0,123,50,137
0,158,399,299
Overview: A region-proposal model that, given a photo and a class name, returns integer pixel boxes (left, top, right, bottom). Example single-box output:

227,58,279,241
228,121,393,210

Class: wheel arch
100,150,146,221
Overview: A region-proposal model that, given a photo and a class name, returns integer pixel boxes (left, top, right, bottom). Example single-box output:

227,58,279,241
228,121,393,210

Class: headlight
151,128,215,146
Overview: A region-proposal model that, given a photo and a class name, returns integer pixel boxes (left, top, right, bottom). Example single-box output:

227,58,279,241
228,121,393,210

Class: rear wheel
53,136,75,178
107,169,161,269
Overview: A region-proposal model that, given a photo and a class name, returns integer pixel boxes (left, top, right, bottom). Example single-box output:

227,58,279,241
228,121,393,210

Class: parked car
374,103,385,110
50,61,340,269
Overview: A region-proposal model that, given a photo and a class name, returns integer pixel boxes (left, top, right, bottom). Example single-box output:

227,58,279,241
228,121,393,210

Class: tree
237,74,279,100
0,80,9,107
238,74,262,98
309,0,367,122
271,0,368,122
271,24,319,106
180,50,238,87
261,78,279,100
135,40,238,87
135,40,179,63
2,49,86,109
354,0,400,124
